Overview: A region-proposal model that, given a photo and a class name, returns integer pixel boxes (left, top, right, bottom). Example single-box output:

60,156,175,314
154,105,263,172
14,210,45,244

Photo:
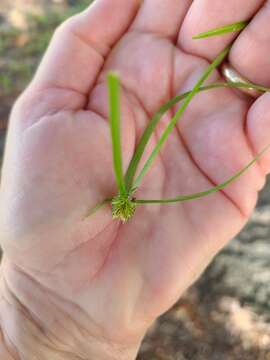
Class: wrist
0,258,141,360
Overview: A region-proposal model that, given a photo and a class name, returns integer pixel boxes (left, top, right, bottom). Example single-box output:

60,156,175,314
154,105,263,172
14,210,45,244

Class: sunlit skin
1,0,270,358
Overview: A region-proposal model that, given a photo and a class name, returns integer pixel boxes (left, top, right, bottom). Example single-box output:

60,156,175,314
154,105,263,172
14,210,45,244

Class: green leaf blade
125,81,268,192
193,21,248,40
134,144,270,205
132,46,230,190
85,199,112,218
124,95,186,192
108,72,126,196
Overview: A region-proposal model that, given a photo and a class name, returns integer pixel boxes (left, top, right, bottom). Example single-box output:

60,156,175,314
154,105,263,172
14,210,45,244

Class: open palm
1,0,270,353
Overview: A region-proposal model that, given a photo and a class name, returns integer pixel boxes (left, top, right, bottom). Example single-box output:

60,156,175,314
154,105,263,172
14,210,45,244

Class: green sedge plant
88,21,270,222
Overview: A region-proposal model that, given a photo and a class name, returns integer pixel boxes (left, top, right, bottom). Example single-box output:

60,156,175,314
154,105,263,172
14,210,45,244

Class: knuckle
54,14,80,38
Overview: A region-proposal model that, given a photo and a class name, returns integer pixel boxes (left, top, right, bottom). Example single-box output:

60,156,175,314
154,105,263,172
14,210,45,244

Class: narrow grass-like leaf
86,198,112,217
108,72,126,195
132,46,230,190
193,21,248,39
88,80,268,218
134,144,270,205
125,99,181,191
225,81,269,94
125,81,268,192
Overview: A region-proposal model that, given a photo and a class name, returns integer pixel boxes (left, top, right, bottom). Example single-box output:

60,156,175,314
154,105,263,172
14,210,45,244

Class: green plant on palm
90,21,270,222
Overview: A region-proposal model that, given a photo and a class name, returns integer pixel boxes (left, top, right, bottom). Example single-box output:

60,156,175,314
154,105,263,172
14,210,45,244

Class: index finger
28,0,141,98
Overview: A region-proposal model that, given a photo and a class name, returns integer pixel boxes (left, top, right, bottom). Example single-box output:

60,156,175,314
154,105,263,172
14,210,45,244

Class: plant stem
192,21,248,39
108,73,126,196
132,46,230,190
134,144,270,204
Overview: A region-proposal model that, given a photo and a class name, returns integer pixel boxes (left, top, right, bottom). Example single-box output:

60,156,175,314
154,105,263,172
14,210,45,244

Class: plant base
111,194,136,223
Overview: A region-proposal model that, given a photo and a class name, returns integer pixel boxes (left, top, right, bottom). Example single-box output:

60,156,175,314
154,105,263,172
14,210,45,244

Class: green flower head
111,194,136,223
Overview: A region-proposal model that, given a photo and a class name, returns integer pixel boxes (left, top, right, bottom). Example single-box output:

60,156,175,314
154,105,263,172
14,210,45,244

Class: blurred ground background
1,1,270,359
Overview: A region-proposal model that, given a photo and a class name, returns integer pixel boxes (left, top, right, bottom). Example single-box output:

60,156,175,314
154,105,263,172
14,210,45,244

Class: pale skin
0,0,270,358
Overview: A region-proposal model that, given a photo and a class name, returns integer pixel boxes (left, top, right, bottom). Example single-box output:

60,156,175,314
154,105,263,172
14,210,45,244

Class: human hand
0,0,270,358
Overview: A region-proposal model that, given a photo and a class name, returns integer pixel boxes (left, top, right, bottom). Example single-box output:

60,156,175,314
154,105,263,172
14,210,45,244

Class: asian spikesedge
88,21,270,223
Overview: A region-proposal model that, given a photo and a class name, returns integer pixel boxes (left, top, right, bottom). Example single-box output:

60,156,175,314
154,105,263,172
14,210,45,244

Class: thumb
24,0,142,110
